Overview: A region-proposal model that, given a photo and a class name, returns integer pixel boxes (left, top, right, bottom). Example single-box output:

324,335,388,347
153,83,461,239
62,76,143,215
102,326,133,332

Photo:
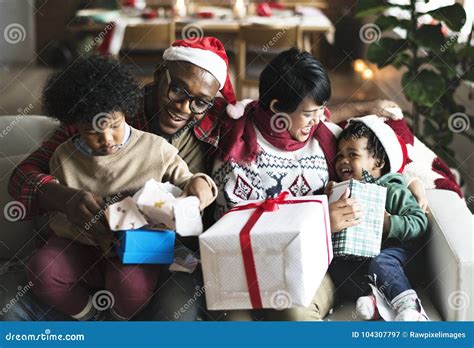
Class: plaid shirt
8,84,226,220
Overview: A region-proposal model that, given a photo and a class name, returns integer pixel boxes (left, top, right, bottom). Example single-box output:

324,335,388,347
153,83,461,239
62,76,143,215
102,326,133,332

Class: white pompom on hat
347,115,408,173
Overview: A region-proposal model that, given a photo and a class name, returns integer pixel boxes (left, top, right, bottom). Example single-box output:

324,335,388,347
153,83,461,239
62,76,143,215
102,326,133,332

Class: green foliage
356,0,473,166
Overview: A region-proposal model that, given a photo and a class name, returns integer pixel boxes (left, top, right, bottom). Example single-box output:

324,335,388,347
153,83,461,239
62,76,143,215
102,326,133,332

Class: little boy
26,55,217,321
327,115,429,321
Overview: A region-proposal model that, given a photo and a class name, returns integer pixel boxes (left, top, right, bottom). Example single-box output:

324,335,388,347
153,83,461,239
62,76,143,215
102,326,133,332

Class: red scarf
218,101,338,181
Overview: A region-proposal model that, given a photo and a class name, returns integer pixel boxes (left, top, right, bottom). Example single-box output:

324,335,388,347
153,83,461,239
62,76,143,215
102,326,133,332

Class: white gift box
199,193,333,310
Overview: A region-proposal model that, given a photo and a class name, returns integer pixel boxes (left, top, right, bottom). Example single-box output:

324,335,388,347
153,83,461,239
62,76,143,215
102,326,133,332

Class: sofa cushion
0,115,59,157
0,155,36,260
426,189,473,321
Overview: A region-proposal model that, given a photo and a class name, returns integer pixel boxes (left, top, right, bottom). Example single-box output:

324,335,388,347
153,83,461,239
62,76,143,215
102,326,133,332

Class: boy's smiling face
335,136,385,181
77,111,126,156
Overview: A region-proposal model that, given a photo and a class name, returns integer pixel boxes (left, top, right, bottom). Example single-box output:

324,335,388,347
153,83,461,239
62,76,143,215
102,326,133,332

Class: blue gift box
115,229,175,264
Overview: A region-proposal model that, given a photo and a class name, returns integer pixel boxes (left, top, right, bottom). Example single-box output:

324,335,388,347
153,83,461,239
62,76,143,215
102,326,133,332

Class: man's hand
182,177,214,210
369,100,403,120
328,188,364,233
330,99,402,123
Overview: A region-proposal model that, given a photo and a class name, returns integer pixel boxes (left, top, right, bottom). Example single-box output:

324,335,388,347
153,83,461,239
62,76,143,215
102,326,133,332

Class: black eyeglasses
164,67,214,115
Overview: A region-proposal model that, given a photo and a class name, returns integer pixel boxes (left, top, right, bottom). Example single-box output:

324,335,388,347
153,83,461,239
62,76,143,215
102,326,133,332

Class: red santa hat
348,115,408,173
163,37,246,118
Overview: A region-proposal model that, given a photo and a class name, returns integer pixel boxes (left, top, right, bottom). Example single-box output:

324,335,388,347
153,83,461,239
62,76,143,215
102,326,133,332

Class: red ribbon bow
228,192,330,309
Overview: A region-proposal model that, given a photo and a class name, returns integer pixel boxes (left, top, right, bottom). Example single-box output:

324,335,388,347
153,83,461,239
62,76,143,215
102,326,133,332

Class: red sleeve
7,124,78,220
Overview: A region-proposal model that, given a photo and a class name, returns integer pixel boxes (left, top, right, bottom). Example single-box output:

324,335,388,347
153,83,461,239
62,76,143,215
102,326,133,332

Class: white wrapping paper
200,195,333,310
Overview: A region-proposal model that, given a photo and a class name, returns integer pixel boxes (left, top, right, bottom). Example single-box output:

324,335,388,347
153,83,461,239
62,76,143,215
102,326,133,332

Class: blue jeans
329,247,413,301
1,267,205,321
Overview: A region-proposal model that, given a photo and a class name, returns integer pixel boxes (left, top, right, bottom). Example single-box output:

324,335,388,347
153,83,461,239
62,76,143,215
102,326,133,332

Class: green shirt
378,173,428,244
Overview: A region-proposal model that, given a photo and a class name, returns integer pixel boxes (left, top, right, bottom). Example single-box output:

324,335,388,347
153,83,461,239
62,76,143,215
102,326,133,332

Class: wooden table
68,10,334,57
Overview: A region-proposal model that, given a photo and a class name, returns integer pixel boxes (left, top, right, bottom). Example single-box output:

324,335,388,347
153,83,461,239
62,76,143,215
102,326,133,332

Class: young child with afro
26,55,217,321
327,116,429,321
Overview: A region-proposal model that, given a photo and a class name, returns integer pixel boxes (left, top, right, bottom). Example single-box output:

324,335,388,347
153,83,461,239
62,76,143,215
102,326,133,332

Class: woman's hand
328,188,364,233
182,177,214,210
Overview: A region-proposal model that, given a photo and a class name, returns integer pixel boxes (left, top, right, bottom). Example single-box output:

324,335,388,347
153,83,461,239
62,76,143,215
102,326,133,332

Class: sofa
0,115,472,321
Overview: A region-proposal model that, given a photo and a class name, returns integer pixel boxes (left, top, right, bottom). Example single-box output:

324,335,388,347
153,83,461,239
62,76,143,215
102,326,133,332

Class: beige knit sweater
49,127,217,247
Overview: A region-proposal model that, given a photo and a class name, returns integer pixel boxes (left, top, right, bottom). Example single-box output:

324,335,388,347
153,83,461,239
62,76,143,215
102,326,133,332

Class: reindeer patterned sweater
213,123,340,219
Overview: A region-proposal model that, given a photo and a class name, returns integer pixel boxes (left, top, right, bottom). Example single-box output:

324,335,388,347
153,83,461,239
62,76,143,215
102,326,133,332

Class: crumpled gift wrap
105,179,203,237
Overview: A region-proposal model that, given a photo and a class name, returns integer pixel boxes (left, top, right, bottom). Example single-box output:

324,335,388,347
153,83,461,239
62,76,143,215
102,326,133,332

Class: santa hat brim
349,115,407,173
163,46,227,88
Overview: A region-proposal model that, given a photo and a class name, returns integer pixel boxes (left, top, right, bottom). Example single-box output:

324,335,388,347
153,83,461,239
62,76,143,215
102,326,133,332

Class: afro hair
42,55,142,125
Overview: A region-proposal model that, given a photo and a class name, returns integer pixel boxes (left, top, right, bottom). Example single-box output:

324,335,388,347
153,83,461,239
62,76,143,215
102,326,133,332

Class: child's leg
368,247,429,321
367,247,411,300
26,237,104,319
328,258,371,301
104,258,161,320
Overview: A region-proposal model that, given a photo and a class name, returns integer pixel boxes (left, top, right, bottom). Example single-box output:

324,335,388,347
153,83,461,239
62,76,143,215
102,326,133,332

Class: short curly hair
42,55,142,124
339,120,390,175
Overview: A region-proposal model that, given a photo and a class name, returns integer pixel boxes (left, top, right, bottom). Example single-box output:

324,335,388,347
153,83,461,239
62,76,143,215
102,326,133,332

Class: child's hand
183,177,214,210
414,193,429,213
408,179,429,213
383,210,391,239
324,181,335,197
65,189,110,234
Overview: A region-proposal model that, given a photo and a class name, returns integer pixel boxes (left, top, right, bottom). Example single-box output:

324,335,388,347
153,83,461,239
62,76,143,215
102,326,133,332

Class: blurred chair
236,24,303,99
119,21,175,75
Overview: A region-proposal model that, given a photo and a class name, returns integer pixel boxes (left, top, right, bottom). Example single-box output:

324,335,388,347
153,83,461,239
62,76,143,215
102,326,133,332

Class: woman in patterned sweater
212,48,356,321
214,48,348,223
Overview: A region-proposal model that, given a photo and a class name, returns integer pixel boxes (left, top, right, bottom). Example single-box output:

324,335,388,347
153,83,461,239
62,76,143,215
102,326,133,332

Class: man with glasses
7,37,401,321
